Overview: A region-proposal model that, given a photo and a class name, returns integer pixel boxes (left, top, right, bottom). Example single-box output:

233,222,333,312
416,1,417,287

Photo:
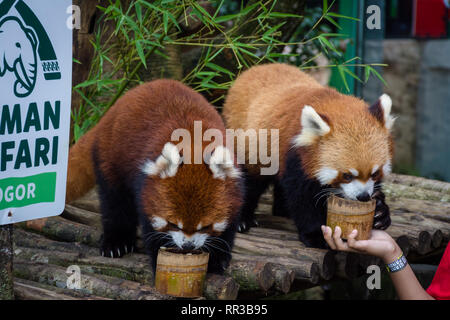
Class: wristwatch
386,253,408,273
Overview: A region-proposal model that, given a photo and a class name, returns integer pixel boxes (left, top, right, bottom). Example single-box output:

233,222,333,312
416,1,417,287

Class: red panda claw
110,250,114,258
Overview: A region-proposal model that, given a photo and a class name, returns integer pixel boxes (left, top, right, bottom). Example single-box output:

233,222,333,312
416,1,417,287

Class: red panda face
294,94,395,201
141,143,242,250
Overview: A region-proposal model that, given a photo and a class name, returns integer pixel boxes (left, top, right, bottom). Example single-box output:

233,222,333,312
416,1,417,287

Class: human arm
321,226,435,300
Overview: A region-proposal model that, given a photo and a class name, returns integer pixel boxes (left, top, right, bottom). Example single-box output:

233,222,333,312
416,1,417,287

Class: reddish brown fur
223,63,394,180
66,79,241,231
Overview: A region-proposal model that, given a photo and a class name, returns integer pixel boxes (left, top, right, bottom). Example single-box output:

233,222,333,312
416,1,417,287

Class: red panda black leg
207,216,239,274
280,149,328,249
94,154,137,259
272,181,289,217
372,188,391,230
97,185,138,258
238,170,271,232
139,215,164,274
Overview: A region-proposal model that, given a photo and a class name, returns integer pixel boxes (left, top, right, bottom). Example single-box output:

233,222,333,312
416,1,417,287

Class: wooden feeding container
155,248,209,298
326,194,376,240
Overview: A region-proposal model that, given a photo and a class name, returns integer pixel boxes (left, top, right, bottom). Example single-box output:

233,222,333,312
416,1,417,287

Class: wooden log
234,231,335,280
14,232,237,299
271,265,295,294
431,229,444,249
13,228,99,256
231,252,319,285
385,174,450,195
14,279,110,300
225,260,275,292
14,260,172,300
334,252,361,279
62,204,102,228
204,274,239,300
19,216,101,247
383,182,448,202
0,224,14,300
13,246,154,285
388,223,432,255
395,235,411,257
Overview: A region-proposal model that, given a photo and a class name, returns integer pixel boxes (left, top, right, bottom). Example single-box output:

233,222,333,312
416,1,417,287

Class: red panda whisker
205,239,231,254
143,231,170,244
208,236,232,251
204,242,230,255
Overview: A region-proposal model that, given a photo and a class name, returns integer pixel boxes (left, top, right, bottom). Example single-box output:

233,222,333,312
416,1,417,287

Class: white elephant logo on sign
0,16,38,98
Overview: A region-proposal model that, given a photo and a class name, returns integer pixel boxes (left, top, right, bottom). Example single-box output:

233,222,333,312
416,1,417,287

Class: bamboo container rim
327,194,375,215
157,248,209,267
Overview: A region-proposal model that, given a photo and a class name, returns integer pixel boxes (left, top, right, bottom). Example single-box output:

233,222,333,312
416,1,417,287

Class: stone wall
382,39,450,181
383,39,421,172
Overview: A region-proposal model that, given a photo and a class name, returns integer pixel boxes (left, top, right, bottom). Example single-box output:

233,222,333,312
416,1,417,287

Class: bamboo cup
326,194,376,240
155,248,209,298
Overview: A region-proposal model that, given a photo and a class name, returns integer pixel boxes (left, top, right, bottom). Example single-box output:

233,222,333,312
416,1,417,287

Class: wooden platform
12,174,450,300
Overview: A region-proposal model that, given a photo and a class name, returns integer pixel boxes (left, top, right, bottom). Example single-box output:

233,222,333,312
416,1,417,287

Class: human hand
321,225,403,263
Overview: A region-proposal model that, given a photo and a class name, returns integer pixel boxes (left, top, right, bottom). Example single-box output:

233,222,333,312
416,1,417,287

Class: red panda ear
369,94,396,131
208,146,241,180
142,142,181,178
293,105,331,147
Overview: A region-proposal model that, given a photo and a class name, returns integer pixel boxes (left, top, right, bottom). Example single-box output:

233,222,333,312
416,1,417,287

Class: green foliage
72,0,386,143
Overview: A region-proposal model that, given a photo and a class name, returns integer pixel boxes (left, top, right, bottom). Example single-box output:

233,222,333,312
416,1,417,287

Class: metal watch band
386,254,408,273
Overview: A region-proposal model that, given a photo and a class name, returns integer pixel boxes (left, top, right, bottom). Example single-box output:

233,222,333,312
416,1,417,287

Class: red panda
66,79,243,273
223,63,394,248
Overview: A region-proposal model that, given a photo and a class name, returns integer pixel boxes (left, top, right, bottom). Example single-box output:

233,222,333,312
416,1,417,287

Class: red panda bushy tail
65,127,98,204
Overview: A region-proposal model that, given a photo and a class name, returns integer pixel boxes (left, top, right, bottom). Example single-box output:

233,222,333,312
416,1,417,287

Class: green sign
0,0,72,225
0,172,56,210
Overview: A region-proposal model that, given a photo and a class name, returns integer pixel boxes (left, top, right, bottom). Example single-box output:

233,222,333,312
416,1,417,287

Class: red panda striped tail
65,128,98,203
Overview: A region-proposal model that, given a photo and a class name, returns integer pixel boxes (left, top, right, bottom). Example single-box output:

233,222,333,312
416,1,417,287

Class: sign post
0,0,72,298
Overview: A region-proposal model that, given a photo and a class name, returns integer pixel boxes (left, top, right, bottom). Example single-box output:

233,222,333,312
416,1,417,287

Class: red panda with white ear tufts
66,80,243,274
223,63,395,248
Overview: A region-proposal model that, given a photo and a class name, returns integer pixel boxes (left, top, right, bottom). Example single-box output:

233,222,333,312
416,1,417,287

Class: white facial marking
372,165,380,175
340,179,375,200
349,168,359,177
293,105,331,147
196,223,202,231
142,142,181,178
383,160,392,176
169,231,184,248
209,146,241,180
151,216,167,230
315,167,338,185
380,94,396,130
213,221,228,232
177,221,183,230
169,231,208,249
191,232,208,249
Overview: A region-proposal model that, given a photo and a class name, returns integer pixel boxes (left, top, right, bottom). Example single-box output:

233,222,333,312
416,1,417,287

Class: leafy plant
72,0,386,143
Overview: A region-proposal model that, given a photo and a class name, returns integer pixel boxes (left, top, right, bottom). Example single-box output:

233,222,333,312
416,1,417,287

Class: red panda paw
372,191,391,230
100,241,134,258
237,219,259,233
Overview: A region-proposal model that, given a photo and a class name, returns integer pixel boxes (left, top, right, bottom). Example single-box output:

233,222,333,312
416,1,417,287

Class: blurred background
71,0,450,184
